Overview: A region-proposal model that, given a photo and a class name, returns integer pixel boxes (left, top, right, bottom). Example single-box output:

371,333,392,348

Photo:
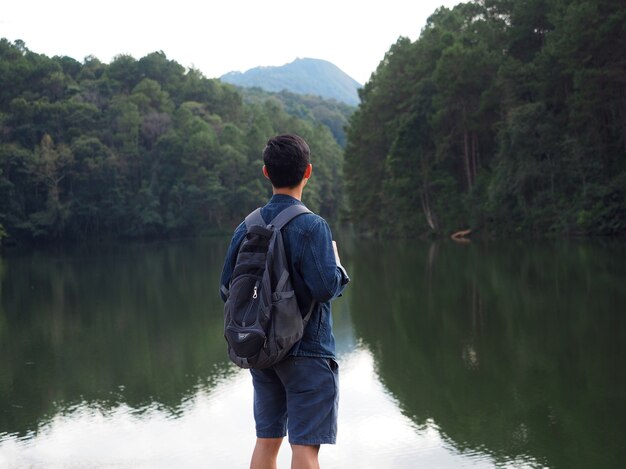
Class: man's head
263,134,311,188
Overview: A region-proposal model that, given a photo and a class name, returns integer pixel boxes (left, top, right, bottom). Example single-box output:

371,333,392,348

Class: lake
0,237,624,468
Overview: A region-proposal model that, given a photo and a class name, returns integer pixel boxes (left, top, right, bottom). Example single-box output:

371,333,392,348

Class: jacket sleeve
299,218,350,303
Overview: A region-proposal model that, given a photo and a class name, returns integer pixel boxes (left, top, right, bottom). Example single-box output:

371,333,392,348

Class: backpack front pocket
228,274,261,326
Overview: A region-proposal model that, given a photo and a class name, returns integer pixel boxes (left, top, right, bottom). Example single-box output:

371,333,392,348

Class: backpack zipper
242,280,260,326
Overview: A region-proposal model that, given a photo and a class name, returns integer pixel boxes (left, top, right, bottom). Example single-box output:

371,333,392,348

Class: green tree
0,38,347,242
345,0,625,237
29,134,73,237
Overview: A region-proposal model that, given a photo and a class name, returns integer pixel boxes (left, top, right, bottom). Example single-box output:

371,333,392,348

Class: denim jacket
220,194,349,359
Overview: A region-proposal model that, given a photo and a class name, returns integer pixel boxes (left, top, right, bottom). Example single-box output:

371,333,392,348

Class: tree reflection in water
0,238,624,468
348,239,626,469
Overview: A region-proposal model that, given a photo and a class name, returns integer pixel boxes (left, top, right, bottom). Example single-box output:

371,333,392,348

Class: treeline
0,39,345,243
235,86,355,147
346,0,626,237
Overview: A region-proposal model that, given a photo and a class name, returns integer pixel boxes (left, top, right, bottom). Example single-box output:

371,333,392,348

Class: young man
220,134,349,469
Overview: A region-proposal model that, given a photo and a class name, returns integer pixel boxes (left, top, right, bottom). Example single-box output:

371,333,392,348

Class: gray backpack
222,205,314,369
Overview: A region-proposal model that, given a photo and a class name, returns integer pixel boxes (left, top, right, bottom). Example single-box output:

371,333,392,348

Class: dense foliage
0,40,345,243
235,86,355,147
345,0,625,237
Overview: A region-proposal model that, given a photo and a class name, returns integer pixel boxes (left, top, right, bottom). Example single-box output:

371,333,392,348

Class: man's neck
272,186,303,201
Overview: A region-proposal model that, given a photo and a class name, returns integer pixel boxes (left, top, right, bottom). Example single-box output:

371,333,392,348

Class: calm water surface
0,238,624,468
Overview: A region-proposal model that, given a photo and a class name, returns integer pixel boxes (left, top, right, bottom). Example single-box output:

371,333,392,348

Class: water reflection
348,239,626,469
1,345,544,469
0,240,234,438
0,238,624,468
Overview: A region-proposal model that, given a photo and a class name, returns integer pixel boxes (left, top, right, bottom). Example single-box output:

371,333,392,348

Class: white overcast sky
3,0,461,85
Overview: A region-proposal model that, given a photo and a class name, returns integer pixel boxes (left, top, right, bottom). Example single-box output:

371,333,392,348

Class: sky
2,0,461,85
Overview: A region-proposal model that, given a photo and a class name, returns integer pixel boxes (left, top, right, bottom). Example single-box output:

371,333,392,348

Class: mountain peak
221,58,361,106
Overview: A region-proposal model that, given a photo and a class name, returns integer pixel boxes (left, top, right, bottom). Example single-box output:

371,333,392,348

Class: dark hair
263,134,310,188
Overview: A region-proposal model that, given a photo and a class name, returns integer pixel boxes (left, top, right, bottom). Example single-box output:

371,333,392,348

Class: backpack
221,204,315,369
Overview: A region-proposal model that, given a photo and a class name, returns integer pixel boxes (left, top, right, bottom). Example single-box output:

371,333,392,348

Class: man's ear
304,164,312,179
262,165,270,179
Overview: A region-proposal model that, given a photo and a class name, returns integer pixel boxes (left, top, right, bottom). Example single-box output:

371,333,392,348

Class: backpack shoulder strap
244,208,265,230
269,204,312,230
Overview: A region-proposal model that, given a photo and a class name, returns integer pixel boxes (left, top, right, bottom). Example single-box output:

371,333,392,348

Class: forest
345,0,625,237
0,40,345,243
233,86,354,148
1,0,625,244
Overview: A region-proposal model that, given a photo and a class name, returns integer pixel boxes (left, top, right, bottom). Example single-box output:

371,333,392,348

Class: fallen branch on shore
451,229,472,243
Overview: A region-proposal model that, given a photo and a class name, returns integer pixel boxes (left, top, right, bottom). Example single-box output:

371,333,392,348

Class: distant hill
221,58,361,106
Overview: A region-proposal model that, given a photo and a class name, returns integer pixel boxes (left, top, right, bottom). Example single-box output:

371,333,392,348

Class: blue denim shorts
250,356,339,445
